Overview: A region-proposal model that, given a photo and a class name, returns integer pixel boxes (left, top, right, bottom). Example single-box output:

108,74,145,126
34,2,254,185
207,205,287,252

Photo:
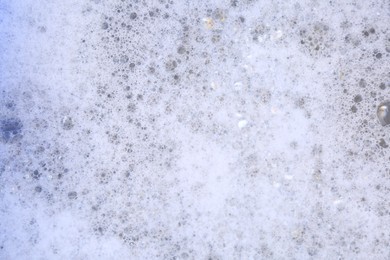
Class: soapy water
0,0,389,259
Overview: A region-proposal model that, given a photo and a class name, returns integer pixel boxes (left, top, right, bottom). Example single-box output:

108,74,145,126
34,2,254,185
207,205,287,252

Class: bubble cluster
299,22,334,57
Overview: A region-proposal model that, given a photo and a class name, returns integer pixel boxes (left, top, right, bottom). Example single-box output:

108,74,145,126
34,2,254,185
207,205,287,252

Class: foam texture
1,0,390,259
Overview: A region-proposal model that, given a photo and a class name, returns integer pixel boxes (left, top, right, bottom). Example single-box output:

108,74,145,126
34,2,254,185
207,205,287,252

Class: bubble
32,170,41,180
165,60,177,71
353,95,362,103
61,116,74,130
37,26,46,33
0,118,23,143
177,46,186,55
120,55,129,63
252,24,269,42
5,101,16,110
358,79,367,88
379,139,388,148
68,191,78,200
377,101,390,126
130,12,137,20
101,22,109,30
147,66,154,73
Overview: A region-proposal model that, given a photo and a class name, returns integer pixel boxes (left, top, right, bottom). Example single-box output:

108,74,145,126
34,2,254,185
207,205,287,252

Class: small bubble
379,138,388,148
358,79,367,88
177,46,185,54
148,66,155,73
120,55,129,63
290,141,298,149
353,95,362,103
165,60,177,71
68,191,78,200
38,26,46,33
32,170,41,180
62,116,74,130
101,22,109,30
5,101,15,110
130,12,137,20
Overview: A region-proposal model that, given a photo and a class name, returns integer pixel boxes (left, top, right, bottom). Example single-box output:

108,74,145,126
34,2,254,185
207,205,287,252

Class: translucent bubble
377,101,390,126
